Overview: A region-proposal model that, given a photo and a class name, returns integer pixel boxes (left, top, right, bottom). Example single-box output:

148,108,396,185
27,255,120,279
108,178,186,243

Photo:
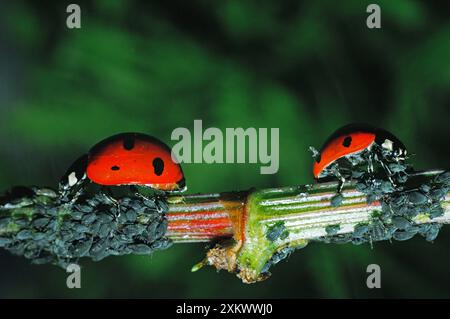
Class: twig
166,170,449,282
0,170,448,283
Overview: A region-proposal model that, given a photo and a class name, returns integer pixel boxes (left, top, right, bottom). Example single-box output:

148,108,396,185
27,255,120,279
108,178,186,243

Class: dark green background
0,0,449,298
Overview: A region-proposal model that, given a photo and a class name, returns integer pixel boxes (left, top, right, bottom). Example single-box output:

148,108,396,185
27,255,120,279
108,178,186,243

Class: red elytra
313,130,376,179
86,133,185,191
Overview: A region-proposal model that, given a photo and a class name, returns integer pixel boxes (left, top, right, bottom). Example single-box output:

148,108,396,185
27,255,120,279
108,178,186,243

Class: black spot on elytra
152,158,164,176
123,137,135,150
316,154,321,163
342,136,352,147
111,166,120,171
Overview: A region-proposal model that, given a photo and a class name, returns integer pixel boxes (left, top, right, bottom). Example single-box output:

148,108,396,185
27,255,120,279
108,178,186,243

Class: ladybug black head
59,154,88,192
374,128,407,156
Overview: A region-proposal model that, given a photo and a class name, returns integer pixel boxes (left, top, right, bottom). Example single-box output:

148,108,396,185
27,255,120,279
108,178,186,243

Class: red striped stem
165,192,247,242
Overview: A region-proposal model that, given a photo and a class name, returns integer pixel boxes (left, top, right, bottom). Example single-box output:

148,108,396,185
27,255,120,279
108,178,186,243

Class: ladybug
59,132,185,202
312,124,408,192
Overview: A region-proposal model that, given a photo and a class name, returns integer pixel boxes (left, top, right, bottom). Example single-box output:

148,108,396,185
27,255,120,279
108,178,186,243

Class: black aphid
266,222,287,242
325,224,340,235
330,194,343,207
408,192,428,205
393,230,416,241
391,216,411,230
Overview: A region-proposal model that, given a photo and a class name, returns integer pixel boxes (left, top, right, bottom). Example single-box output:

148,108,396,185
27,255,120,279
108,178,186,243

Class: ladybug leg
131,185,165,202
367,153,375,175
378,159,397,187
131,185,152,201
104,191,119,207
337,176,345,193
98,188,121,218
332,167,346,193
373,150,397,187
67,186,85,204
59,178,87,205
100,187,120,209
131,187,168,212
129,186,169,213
368,150,395,186
108,190,120,207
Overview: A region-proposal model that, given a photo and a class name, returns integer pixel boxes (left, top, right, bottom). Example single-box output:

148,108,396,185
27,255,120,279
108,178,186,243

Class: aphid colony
311,123,448,245
0,186,171,267
0,132,187,267
318,171,448,247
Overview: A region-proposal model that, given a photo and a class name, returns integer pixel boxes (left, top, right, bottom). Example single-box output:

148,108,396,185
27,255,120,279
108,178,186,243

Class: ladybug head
374,128,408,161
58,154,88,194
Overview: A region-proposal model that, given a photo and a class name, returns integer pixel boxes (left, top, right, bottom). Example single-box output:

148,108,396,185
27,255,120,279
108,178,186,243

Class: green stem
166,170,449,283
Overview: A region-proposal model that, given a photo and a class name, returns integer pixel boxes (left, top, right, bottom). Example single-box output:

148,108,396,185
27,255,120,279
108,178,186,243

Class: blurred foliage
0,0,449,298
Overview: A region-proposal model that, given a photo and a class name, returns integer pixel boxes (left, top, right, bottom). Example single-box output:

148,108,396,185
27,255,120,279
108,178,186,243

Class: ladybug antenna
309,146,320,159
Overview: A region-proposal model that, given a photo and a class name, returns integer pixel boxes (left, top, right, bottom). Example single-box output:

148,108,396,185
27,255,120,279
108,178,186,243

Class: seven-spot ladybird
59,133,185,201
312,124,408,191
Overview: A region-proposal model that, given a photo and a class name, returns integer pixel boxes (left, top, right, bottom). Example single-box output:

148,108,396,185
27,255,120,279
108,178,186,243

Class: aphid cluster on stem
310,124,448,246
0,187,172,267
261,247,296,274
0,132,189,267
317,170,449,246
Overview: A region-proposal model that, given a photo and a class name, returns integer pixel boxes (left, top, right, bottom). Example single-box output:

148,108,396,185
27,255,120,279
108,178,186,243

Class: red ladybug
59,133,185,201
312,124,407,189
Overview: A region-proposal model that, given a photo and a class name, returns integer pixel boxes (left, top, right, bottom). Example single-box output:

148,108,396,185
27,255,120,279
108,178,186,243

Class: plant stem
0,170,448,283
165,192,244,242
166,180,450,243
165,170,450,282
